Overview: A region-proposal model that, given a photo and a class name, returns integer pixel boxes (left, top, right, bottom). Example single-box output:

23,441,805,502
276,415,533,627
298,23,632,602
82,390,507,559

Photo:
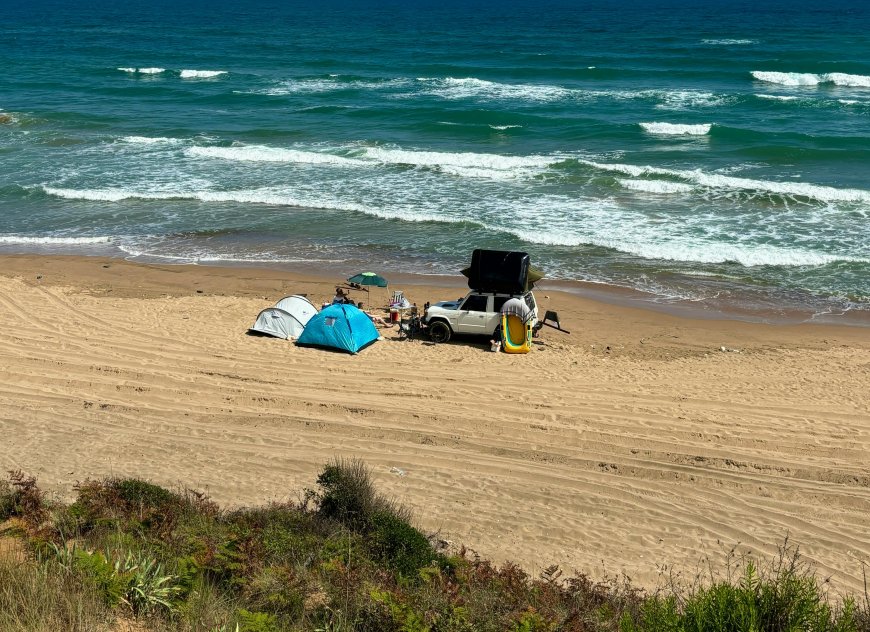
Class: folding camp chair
397,307,423,341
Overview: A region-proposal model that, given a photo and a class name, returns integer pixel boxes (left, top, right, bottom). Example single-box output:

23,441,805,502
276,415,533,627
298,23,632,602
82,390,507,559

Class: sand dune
0,255,868,594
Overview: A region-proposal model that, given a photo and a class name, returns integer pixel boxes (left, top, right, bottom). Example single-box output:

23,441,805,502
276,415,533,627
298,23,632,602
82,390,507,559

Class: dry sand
0,255,868,593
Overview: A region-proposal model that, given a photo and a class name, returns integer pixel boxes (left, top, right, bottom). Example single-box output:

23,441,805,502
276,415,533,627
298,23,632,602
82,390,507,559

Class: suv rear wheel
428,320,452,344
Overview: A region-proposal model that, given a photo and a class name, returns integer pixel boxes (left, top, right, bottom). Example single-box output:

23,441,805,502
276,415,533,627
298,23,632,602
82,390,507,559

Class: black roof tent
460,249,543,294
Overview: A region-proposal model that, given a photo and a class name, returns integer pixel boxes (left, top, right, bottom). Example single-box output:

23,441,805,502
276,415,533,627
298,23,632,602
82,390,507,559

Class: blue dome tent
296,304,379,354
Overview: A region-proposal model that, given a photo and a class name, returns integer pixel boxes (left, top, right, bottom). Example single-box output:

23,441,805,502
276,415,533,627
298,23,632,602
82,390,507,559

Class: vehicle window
492,296,510,312
461,295,489,312
524,293,536,311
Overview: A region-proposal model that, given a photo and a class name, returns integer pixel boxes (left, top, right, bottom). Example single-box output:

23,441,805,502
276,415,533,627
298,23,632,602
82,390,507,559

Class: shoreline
1,253,868,593
2,250,868,328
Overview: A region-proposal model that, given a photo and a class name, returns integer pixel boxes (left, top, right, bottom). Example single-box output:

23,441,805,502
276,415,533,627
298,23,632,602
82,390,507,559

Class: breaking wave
702,39,757,45
416,77,573,102
581,159,870,204
640,122,712,135
752,71,870,87
119,136,184,145
38,186,435,224
618,179,694,194
117,67,166,74
180,70,227,79
756,94,801,101
37,186,867,268
186,142,560,179
246,77,411,95
360,146,556,177
0,234,112,245
185,145,367,165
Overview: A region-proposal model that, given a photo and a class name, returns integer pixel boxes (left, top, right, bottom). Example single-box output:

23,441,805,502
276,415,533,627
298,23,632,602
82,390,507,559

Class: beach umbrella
347,272,388,288
346,271,388,304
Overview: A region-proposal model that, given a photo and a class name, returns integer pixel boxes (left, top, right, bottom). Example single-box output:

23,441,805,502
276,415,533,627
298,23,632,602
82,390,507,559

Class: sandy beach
0,254,867,594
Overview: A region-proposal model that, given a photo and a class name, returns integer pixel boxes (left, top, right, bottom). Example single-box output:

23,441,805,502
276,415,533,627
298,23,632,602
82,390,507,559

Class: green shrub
71,548,129,607
512,608,556,632
368,510,436,576
317,458,385,531
236,608,280,632
370,588,430,632
114,478,176,508
624,549,864,632
315,458,435,576
4,470,49,534
0,477,13,520
244,566,304,618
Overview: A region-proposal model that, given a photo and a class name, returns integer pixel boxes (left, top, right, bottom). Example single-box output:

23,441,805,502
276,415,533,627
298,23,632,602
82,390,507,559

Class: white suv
424,290,538,343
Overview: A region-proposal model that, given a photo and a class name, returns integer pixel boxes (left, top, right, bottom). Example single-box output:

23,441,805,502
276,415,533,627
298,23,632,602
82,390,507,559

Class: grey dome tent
275,295,318,323
249,295,318,340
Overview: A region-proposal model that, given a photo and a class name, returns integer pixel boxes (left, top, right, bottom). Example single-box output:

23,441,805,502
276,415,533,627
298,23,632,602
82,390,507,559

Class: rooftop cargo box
463,249,531,295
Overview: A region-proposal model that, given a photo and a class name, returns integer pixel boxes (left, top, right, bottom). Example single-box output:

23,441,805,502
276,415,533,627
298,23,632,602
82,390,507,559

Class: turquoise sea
2,0,869,320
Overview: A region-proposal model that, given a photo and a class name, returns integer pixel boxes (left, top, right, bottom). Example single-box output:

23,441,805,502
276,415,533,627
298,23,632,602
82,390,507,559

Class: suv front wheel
428,320,452,344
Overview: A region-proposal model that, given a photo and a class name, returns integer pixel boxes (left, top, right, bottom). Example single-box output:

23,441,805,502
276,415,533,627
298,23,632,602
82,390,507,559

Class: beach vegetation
0,465,867,632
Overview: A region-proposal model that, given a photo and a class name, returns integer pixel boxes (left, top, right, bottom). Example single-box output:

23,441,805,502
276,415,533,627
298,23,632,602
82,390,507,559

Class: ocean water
1,0,869,320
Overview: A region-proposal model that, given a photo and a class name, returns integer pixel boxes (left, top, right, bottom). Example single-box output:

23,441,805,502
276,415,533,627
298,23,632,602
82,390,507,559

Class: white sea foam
640,122,712,135
0,235,112,245
582,159,870,204
752,71,870,87
247,77,410,96
416,77,573,102
361,146,554,172
361,146,561,179
186,142,560,179
825,72,870,87
180,70,227,79
752,71,822,86
503,209,866,267
839,99,860,105
120,136,183,145
185,145,367,166
43,187,165,202
618,179,694,194
40,186,451,225
489,124,522,130
486,198,868,266
654,90,728,110
37,185,867,268
702,38,756,45
756,94,801,101
116,245,344,265
608,241,867,267
586,89,731,110
117,67,166,74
